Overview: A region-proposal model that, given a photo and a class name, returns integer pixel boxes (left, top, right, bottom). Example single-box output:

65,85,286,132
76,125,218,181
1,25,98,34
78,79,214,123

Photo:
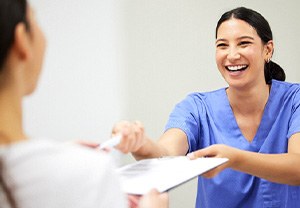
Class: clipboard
117,156,228,195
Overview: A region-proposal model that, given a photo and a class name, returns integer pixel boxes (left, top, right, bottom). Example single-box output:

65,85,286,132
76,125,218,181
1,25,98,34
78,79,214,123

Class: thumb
187,146,214,160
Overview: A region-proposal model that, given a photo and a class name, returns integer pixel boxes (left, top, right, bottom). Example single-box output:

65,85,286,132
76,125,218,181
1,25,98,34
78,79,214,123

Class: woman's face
24,6,46,95
215,18,271,90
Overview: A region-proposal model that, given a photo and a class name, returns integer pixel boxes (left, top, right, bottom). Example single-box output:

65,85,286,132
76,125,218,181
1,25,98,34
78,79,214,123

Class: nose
227,47,240,61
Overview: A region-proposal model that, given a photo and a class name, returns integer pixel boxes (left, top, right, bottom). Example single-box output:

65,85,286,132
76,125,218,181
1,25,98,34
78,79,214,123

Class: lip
225,64,248,72
224,65,248,77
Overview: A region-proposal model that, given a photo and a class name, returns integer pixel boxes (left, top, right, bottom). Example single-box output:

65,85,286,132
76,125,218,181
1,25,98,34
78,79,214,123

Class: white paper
117,156,228,195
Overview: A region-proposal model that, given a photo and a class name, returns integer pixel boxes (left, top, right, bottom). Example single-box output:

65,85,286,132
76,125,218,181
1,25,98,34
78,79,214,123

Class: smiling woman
215,7,285,88
112,6,300,208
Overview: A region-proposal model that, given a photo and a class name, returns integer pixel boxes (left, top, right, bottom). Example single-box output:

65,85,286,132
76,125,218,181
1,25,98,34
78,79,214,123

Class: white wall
23,1,300,208
24,0,125,142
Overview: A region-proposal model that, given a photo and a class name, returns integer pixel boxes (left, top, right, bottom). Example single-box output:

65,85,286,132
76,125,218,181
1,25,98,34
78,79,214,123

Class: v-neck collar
221,82,275,150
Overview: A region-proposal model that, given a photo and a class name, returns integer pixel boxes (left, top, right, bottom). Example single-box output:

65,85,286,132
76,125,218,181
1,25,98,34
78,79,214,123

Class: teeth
227,65,247,71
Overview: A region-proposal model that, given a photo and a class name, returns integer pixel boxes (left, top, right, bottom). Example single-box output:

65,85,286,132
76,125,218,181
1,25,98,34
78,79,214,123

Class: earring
266,57,270,63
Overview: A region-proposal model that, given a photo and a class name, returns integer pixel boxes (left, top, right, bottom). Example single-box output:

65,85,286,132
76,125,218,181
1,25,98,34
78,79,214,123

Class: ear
12,22,32,62
265,40,274,59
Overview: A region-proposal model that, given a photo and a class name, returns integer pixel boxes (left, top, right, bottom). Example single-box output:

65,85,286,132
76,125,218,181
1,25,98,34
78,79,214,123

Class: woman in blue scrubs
113,7,300,207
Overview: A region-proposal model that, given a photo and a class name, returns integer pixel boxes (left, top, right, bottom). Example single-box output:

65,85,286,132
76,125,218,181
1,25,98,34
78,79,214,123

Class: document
117,156,228,195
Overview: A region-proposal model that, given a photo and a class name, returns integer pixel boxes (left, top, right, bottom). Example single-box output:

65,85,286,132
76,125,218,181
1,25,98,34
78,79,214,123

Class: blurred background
26,0,300,207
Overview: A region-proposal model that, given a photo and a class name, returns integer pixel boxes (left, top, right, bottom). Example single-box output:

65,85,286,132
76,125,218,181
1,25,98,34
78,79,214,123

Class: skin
113,18,300,185
138,189,169,208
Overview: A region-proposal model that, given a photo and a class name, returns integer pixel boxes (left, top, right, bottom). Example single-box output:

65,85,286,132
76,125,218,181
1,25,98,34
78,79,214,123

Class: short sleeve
165,93,204,153
288,87,300,138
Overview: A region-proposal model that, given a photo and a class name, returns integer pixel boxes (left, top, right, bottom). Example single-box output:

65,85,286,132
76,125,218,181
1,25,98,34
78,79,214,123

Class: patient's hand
73,140,111,153
127,189,169,208
138,189,169,208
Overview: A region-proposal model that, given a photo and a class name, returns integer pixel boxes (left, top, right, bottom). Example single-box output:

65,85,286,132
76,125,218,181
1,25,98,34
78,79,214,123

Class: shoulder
3,139,114,170
183,88,226,108
186,88,225,101
2,139,117,185
272,80,300,91
169,88,226,117
2,139,126,208
271,80,300,101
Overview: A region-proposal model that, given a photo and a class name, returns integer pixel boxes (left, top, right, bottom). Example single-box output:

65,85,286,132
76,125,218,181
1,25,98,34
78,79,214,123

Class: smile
225,65,248,72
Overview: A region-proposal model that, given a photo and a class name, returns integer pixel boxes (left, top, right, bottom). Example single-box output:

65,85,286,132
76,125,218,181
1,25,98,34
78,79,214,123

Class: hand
187,144,240,178
75,140,100,149
127,194,142,208
112,120,146,154
138,189,169,208
74,140,111,153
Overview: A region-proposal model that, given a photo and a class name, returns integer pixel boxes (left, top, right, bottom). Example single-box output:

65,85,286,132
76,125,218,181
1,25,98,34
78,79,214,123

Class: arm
189,132,300,185
112,121,189,160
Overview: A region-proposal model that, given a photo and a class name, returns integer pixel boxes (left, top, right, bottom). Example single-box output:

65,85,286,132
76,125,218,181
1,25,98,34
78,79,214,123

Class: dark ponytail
264,60,285,84
216,7,286,84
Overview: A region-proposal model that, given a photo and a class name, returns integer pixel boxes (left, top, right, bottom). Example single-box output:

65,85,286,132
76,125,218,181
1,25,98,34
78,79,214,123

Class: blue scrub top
165,80,300,208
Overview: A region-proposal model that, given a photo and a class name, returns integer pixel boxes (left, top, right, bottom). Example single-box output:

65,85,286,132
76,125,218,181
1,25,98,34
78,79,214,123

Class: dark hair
215,7,285,84
0,0,29,70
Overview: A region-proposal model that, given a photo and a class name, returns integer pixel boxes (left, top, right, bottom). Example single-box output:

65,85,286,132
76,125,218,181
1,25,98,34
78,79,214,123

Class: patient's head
0,0,46,95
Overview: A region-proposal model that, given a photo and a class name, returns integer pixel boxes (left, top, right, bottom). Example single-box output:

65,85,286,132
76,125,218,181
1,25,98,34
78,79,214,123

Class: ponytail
264,60,286,84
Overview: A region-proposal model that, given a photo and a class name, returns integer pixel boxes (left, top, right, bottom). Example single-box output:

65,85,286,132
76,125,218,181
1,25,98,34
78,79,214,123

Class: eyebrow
216,36,255,44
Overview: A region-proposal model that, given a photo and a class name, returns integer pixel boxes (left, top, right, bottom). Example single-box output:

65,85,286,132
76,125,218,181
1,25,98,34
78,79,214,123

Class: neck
227,82,270,115
0,84,26,145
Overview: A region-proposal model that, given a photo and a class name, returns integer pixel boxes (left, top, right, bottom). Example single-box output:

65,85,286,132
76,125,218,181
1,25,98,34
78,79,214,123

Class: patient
0,0,168,207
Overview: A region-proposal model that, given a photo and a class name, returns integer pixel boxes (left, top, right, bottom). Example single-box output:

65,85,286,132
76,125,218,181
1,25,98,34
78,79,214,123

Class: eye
239,41,252,47
216,43,228,48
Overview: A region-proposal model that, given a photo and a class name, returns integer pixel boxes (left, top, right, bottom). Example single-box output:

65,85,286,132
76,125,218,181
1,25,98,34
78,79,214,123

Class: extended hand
187,144,240,178
112,120,146,154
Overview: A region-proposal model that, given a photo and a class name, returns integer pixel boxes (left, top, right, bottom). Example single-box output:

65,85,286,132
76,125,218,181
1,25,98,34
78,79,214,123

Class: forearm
234,150,300,185
132,129,189,160
132,137,170,160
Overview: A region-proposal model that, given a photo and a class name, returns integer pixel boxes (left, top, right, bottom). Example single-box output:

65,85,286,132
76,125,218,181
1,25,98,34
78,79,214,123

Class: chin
24,84,38,96
225,78,247,88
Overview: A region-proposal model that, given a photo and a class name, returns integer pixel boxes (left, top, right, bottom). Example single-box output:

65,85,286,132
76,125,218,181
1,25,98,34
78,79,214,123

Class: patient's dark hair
0,0,28,207
215,7,286,84
0,0,29,70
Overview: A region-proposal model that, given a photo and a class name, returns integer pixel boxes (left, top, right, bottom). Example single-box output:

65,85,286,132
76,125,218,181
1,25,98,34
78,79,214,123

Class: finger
132,121,144,151
112,120,130,135
133,120,144,130
187,146,216,159
119,121,142,153
147,188,160,195
143,189,169,207
116,135,130,154
159,192,169,204
114,122,133,152
76,140,100,148
128,194,141,208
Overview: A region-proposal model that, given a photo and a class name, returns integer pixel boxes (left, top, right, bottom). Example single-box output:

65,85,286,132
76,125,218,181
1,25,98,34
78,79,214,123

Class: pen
99,135,122,149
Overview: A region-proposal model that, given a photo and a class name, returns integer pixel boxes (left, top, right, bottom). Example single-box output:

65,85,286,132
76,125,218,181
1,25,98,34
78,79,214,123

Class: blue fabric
165,80,300,208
